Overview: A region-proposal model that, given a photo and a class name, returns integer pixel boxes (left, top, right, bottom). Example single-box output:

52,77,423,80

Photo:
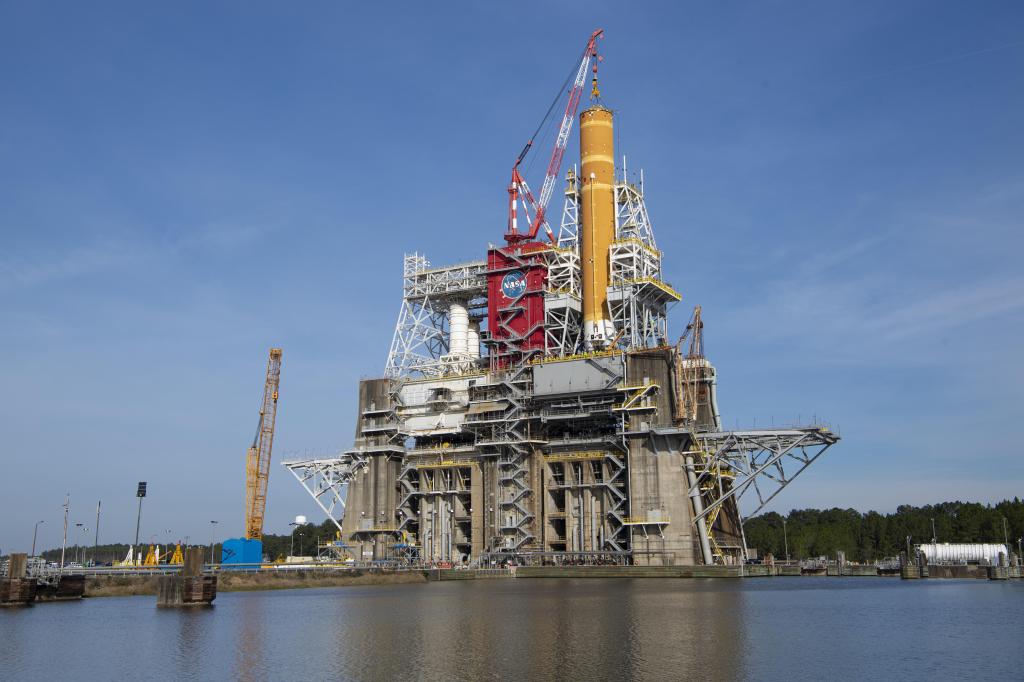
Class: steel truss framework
548,167,678,354
385,254,488,378
608,179,679,348
282,455,367,534
543,170,585,356
686,427,840,526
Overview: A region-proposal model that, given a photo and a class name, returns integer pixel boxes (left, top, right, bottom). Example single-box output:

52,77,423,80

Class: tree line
27,519,340,564
743,499,1023,562
17,500,1022,565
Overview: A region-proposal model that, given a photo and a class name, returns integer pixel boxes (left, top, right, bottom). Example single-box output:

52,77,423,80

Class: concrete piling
156,548,217,607
1,553,37,607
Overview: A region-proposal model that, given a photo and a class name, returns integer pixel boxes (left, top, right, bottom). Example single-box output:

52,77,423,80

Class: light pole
80,526,90,565
298,532,304,557
931,517,936,544
209,521,218,564
134,482,147,564
782,518,789,563
31,520,45,557
289,521,300,557
60,495,70,575
1002,516,1009,552
74,523,84,564
93,501,101,563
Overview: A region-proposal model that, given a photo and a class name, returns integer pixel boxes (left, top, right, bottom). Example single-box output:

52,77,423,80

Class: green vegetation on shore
18,501,1022,566
744,499,1023,562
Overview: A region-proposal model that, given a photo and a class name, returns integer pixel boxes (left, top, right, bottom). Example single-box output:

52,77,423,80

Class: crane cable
519,39,593,177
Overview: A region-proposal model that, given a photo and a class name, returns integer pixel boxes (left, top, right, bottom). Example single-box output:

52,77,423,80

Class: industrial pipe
685,453,714,565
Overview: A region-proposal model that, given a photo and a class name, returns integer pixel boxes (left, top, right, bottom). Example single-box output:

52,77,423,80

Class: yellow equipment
143,544,158,566
169,543,184,564
245,348,283,540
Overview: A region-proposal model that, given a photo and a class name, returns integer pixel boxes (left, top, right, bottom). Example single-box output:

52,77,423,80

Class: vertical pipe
578,493,585,553
467,321,480,358
685,454,714,565
449,303,469,356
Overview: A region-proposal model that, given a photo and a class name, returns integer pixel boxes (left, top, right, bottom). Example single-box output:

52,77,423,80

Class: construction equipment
245,348,282,540
506,28,603,244
222,348,282,567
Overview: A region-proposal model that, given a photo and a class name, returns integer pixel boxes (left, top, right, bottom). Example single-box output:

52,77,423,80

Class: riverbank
84,568,427,597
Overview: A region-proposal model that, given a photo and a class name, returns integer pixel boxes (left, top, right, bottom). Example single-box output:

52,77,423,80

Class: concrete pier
36,574,86,601
1,554,37,607
156,548,217,607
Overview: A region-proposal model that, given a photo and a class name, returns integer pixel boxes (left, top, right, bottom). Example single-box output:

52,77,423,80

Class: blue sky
2,1,1022,551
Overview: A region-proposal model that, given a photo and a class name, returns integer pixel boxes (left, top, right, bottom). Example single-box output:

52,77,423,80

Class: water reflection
323,579,745,680
234,587,266,681
1,578,1021,680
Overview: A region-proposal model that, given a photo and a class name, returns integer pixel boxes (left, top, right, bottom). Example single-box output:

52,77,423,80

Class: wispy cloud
870,276,1024,342
0,239,142,293
0,221,268,294
720,242,1024,366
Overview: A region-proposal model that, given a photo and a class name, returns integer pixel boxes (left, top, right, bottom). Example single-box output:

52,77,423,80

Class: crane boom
245,347,282,540
506,29,603,243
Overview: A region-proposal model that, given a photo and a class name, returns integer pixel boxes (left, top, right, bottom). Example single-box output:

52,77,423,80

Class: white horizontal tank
918,542,1008,565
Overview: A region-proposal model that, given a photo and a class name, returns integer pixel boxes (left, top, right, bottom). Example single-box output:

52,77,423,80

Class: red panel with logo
486,243,548,368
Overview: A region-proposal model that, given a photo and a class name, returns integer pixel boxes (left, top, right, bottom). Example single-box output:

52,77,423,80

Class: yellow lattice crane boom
245,347,282,540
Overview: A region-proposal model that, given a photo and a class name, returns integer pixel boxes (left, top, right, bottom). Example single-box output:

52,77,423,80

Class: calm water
2,577,1022,680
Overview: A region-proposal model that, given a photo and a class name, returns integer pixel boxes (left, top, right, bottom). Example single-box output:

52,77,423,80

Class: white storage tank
918,543,1008,565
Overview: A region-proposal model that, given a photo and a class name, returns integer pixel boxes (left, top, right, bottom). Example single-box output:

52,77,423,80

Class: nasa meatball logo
501,271,527,298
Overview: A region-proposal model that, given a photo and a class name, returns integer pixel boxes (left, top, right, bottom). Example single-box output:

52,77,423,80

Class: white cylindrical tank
466,321,480,358
449,303,469,356
918,543,1008,565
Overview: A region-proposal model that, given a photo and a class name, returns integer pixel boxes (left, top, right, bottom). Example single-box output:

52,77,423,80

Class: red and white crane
506,29,604,244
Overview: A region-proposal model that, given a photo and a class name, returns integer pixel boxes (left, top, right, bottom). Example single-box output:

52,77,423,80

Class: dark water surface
2,577,1022,680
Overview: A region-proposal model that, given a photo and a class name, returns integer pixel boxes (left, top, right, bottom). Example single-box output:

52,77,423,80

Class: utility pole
782,517,789,563
31,520,45,557
134,482,147,565
75,523,84,564
209,521,218,564
94,500,101,563
289,521,300,557
60,495,70,575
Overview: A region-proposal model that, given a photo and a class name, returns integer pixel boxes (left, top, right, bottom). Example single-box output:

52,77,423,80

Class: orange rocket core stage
579,105,616,348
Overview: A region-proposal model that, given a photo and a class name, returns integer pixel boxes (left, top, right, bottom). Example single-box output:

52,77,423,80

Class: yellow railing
543,451,607,462
528,348,623,365
622,515,670,525
611,237,663,259
612,277,682,301
414,458,478,469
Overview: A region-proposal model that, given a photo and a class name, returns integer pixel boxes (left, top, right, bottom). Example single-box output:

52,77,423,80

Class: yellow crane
245,348,282,540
